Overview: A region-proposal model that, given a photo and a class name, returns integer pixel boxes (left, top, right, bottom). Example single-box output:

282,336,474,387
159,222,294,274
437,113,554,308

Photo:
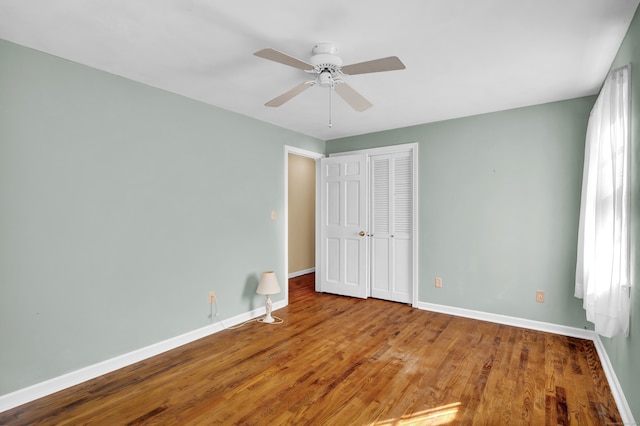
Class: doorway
284,146,324,304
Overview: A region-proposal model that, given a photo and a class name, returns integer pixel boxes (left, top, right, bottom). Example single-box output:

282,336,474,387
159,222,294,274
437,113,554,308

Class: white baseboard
288,268,315,279
590,335,635,425
416,301,634,425
416,301,594,338
0,300,286,414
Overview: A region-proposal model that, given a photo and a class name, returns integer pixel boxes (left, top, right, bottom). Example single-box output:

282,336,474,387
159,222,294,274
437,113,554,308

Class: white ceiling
0,1,638,141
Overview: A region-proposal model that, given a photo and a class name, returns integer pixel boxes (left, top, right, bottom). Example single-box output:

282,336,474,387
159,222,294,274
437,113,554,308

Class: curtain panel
575,64,631,338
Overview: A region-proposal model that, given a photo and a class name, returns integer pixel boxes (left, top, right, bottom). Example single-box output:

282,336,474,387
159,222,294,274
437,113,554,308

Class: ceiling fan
253,43,406,112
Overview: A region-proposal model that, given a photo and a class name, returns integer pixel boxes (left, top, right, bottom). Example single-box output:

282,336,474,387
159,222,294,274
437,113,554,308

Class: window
575,65,631,338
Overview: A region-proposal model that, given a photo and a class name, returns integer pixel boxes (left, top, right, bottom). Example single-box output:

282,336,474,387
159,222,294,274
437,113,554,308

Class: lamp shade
257,271,281,295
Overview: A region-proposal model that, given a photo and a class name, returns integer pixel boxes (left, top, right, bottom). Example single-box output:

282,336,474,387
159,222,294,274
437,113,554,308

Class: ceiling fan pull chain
328,86,333,128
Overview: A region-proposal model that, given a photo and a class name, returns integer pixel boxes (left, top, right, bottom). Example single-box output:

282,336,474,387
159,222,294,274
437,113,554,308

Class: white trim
315,156,322,292
416,301,634,424
417,301,593,338
288,268,315,279
410,145,419,308
328,143,419,306
285,146,324,159
0,300,286,413
329,142,418,158
591,336,635,425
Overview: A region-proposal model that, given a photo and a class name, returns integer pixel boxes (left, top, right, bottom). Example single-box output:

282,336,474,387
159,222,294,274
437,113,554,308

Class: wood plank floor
1,273,621,425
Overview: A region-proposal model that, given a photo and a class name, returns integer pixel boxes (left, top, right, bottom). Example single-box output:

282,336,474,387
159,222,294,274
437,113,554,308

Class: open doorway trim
284,145,324,306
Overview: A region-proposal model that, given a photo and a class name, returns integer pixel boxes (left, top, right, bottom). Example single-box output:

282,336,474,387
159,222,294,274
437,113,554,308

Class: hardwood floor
1,273,621,425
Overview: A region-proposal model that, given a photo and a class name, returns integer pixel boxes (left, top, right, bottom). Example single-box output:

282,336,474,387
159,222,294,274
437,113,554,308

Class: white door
370,152,413,303
319,154,368,298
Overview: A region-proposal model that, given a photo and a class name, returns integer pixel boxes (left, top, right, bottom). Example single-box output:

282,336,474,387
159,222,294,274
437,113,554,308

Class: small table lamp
257,271,281,323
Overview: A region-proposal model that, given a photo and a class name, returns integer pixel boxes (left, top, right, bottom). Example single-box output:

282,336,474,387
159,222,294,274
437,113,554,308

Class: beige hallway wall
288,154,316,274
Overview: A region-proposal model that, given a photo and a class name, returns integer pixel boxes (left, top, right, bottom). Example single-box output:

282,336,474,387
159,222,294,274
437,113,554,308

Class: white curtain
575,65,631,338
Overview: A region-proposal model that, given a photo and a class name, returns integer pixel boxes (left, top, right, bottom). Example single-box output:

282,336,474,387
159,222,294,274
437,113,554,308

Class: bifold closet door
370,151,413,303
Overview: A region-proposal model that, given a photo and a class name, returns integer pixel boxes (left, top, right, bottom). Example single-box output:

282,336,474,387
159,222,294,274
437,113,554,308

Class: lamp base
262,313,275,324
262,294,275,324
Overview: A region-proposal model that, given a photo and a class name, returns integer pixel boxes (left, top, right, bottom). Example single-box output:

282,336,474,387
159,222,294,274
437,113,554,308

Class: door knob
359,231,366,236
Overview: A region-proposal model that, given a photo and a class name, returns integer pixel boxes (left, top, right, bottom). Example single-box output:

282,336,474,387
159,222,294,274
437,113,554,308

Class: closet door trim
329,143,418,306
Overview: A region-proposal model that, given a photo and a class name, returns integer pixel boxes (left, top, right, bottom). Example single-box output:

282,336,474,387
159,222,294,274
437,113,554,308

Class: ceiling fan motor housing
312,43,338,55
310,43,343,80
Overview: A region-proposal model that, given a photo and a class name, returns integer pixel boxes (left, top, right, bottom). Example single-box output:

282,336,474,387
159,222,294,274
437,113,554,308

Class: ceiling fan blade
254,48,314,71
265,82,313,107
334,82,373,112
341,56,406,75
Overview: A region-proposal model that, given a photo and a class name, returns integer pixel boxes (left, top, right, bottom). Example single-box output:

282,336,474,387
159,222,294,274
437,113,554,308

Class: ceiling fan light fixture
318,71,334,88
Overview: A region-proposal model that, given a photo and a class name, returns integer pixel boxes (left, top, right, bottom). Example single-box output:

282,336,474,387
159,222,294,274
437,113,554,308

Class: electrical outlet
536,290,544,303
209,291,216,304
435,277,443,288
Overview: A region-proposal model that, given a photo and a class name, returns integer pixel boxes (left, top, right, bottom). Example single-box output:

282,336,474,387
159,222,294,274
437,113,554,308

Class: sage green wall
327,97,595,330
599,6,640,420
0,39,324,396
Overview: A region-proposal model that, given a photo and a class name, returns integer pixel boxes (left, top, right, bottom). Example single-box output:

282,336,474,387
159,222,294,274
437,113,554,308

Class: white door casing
323,143,418,306
319,154,368,298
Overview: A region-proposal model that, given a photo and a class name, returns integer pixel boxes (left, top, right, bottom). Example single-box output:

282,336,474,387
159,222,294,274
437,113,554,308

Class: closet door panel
319,154,368,299
370,151,412,303
393,238,412,298
371,238,390,297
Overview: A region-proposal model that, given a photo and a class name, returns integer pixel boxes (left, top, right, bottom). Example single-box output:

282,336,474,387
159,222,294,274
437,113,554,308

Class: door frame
284,145,324,304
328,142,419,306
